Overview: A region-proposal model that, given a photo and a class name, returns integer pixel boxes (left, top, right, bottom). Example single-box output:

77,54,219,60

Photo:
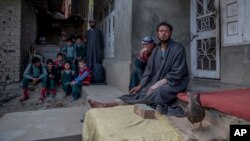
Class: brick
134,104,155,119
6,79,12,84
0,75,6,80
14,78,20,82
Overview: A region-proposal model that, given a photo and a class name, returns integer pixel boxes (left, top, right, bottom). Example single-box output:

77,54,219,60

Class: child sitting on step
61,61,75,98
70,59,91,102
54,53,65,84
20,57,47,102
46,59,57,102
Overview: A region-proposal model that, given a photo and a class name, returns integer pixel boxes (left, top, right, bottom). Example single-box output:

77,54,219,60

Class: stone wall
0,0,37,93
132,0,191,72
221,45,250,86
102,0,133,92
0,0,22,87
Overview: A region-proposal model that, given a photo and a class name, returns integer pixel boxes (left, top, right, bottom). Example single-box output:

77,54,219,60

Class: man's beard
159,37,171,43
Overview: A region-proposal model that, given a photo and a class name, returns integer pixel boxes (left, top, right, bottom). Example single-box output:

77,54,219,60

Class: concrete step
0,106,87,141
205,108,250,133
81,85,126,103
35,45,60,61
0,85,125,141
188,78,247,92
168,115,228,141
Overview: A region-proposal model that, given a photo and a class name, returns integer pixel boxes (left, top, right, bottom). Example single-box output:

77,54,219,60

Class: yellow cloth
82,105,182,141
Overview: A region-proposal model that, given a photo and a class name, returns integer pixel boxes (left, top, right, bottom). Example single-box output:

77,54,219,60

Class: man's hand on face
139,48,149,58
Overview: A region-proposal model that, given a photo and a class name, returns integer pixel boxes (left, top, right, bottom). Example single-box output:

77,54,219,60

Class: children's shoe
46,93,51,98
19,96,29,102
19,89,29,102
50,97,56,104
63,93,68,99
70,98,76,102
50,93,55,98
40,88,47,99
49,93,56,101
38,98,44,104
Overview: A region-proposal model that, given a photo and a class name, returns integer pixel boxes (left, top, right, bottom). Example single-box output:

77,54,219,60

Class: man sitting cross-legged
88,21,189,109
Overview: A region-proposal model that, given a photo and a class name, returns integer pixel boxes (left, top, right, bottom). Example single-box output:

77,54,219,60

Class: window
99,0,115,58
221,0,250,46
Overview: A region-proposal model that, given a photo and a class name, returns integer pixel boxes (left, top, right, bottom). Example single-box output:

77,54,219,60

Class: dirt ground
0,84,86,118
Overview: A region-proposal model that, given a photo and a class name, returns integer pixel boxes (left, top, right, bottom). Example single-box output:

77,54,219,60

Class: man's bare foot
88,99,105,108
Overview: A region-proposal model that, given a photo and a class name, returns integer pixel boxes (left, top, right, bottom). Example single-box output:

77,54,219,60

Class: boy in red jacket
70,59,91,101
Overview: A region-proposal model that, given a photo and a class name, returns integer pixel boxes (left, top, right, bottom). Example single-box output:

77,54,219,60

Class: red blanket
177,89,250,121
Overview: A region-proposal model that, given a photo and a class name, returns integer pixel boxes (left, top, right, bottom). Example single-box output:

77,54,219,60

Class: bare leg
199,121,203,128
88,99,105,108
88,99,119,108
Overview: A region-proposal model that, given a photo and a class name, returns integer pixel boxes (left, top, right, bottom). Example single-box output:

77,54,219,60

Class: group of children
60,35,87,70
19,34,155,103
20,35,91,104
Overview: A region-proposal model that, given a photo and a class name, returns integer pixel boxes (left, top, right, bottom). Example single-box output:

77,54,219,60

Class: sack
91,63,106,84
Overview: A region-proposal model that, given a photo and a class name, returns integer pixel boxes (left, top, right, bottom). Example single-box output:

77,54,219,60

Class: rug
177,88,250,121
82,105,182,141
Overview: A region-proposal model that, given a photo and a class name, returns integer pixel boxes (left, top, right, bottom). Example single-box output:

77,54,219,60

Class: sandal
167,105,186,117
156,105,186,117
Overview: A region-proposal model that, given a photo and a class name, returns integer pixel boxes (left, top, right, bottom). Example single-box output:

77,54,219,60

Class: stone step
168,115,228,141
35,45,60,62
0,106,87,141
81,85,126,103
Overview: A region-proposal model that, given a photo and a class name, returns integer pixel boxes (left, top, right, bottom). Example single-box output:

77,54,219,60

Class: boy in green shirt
75,36,87,61
61,61,75,98
20,57,47,102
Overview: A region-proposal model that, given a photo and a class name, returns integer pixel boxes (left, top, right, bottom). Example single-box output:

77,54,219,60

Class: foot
48,96,56,104
51,98,56,104
38,97,44,104
46,94,50,98
87,99,105,108
64,92,69,99
64,92,70,99
19,96,29,102
70,98,76,102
